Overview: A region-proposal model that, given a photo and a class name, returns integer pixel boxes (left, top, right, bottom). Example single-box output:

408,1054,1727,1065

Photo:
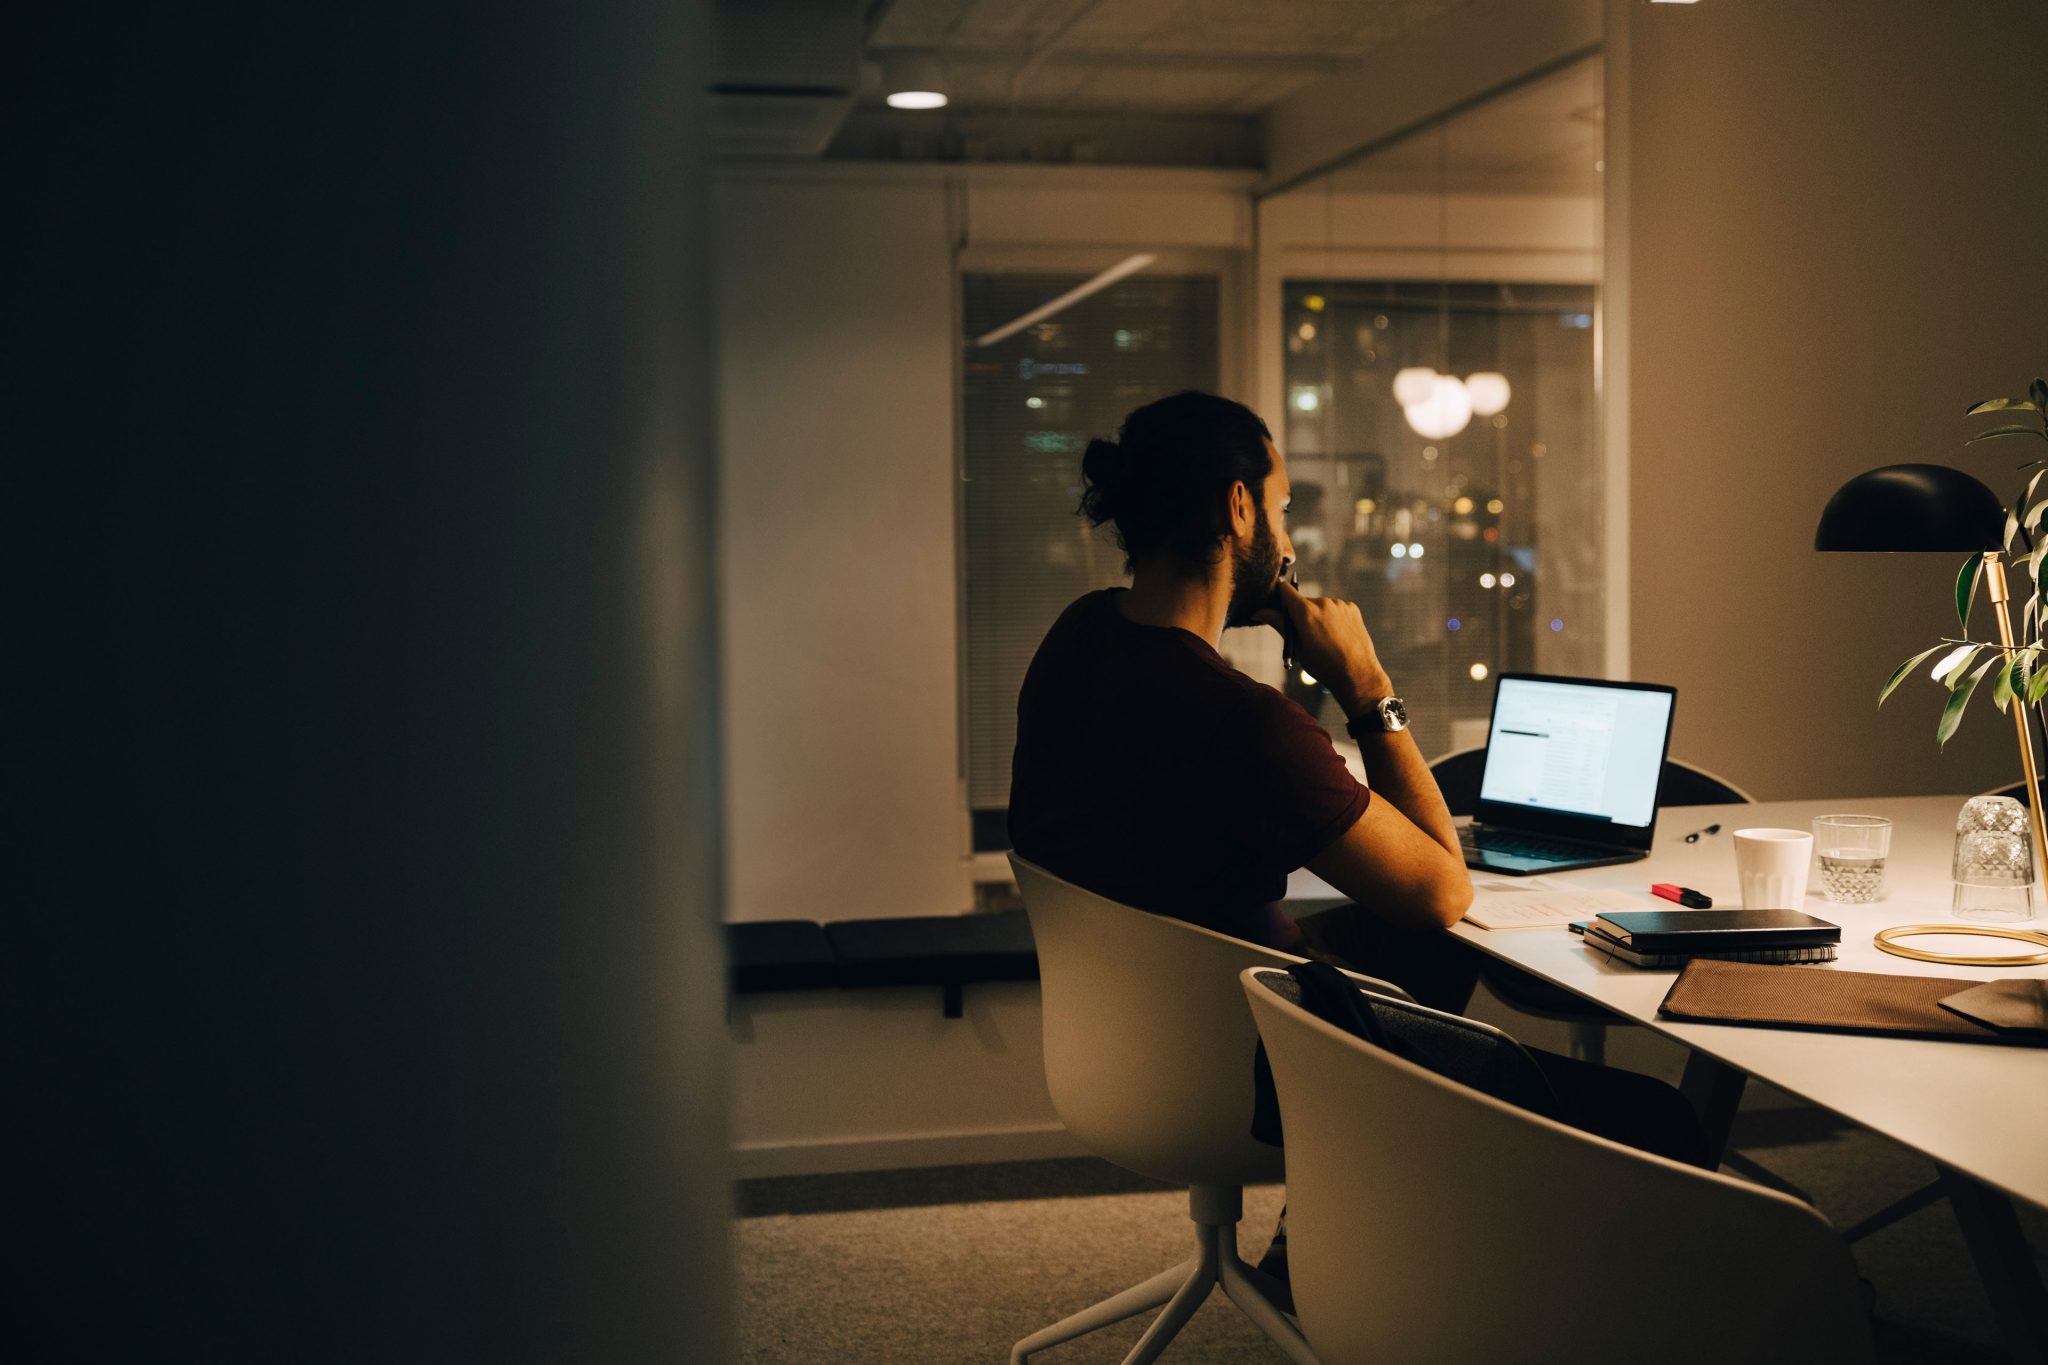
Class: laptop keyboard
1460,828,1598,861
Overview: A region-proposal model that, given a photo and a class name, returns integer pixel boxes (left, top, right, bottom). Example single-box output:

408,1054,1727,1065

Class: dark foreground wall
12,3,730,1359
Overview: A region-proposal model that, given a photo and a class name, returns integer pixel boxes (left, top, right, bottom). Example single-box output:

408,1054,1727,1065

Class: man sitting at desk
1007,392,1707,1290
1006,388,1478,1008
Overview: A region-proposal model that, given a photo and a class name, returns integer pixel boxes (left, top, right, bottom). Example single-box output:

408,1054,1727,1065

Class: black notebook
1590,909,1840,953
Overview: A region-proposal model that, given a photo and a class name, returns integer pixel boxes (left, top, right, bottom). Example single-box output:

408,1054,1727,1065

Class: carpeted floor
736,1088,2047,1364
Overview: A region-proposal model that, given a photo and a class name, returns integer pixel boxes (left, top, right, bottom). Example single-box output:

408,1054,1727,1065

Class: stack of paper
1463,879,1653,931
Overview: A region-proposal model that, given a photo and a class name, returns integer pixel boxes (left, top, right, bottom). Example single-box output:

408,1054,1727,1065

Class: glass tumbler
1952,795,2038,923
1812,814,1890,903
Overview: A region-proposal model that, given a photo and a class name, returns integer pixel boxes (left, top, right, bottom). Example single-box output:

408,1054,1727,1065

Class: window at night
960,271,1220,842
1278,280,1603,761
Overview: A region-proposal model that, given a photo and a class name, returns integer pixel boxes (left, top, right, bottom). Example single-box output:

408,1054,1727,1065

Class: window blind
961,272,1220,821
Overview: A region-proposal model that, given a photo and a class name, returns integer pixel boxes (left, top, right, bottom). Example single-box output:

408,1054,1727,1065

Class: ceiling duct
711,0,861,158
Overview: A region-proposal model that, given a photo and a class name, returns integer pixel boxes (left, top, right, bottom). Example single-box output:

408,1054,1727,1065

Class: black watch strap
1344,696,1407,737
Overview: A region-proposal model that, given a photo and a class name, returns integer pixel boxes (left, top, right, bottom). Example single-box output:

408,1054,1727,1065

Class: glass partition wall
1277,279,1601,758
1264,54,1606,763
957,55,1605,838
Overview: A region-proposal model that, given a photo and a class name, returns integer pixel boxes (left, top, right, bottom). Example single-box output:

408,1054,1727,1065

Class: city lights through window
1280,280,1604,758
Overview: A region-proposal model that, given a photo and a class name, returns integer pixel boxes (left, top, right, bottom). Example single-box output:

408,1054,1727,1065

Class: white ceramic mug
1733,827,1814,909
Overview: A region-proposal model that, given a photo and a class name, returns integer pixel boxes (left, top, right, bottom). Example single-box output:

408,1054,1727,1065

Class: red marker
1652,883,1712,908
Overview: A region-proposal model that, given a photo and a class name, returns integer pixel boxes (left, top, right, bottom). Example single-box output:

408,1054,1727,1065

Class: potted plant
1879,376,2048,748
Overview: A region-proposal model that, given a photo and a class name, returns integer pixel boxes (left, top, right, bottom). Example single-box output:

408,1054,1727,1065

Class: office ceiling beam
1258,0,1601,199
866,47,1358,76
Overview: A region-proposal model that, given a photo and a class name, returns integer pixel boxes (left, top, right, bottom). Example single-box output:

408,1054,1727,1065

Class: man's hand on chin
1251,580,1393,717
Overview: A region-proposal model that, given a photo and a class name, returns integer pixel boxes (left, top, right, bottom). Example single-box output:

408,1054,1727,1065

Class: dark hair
1078,391,1273,573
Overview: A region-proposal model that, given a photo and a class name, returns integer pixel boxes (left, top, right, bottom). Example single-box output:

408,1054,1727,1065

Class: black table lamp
1813,463,2005,552
1815,462,2045,863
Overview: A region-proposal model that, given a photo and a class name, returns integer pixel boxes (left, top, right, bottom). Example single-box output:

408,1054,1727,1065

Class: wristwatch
1345,696,1408,737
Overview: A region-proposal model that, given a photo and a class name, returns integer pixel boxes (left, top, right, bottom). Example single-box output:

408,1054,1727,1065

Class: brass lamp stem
1980,551,2048,874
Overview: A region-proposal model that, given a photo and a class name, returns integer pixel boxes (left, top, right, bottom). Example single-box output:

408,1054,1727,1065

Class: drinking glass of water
1812,814,1891,903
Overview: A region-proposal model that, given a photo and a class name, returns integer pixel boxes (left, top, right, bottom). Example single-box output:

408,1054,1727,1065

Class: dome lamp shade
1465,371,1511,417
1403,374,1472,440
1391,367,1437,407
1813,463,2005,553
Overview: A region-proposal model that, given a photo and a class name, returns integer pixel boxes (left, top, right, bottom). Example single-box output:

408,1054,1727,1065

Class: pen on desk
1652,883,1713,908
1682,823,1722,844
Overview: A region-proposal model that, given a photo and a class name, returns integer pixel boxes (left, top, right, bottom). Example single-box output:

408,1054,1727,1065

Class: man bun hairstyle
1078,390,1274,573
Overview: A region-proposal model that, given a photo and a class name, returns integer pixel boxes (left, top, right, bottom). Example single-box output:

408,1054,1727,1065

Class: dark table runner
1659,958,2034,1044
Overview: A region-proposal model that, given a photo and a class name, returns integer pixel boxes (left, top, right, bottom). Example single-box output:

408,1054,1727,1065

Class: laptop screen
1477,675,1676,831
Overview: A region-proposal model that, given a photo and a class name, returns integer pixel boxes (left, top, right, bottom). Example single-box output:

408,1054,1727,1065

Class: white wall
1619,0,2048,799
713,172,968,922
712,165,1256,921
729,984,1081,1177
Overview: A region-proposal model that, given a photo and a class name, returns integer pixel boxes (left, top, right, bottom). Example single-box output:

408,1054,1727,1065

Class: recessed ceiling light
883,55,948,110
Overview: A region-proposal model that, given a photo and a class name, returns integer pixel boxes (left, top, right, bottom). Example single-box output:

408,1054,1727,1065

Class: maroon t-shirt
1008,589,1370,950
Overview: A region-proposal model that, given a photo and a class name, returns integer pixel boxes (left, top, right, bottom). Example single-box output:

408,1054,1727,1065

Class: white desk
1287,795,2048,1360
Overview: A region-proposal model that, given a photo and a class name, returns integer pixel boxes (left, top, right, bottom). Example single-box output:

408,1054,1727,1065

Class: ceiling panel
845,0,1598,180
870,0,1476,114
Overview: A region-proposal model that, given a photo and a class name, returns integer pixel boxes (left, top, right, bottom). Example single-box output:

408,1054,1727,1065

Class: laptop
1457,673,1677,876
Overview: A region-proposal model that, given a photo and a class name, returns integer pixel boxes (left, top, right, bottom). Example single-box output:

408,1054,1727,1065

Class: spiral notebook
1573,916,1839,968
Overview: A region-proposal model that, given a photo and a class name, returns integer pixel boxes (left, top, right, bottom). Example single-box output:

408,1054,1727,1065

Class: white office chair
1009,854,1410,1365
1241,966,1875,1365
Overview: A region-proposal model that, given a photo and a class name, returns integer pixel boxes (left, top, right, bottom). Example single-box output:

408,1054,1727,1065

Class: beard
1223,513,1282,629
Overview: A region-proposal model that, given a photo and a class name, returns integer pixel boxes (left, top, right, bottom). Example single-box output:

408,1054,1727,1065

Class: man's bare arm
1254,582,1472,929
1306,731,1471,931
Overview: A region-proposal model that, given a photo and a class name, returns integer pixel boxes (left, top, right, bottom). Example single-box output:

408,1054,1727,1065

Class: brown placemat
1658,958,2017,1043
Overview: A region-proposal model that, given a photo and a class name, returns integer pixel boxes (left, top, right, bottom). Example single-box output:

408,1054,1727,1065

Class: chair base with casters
1010,1183,1316,1365
1007,855,1418,1365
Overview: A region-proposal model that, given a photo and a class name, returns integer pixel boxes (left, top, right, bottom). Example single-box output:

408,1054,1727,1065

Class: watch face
1380,696,1408,730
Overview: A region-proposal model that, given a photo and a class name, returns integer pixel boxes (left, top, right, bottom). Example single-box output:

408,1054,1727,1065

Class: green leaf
2013,467,2046,537
1933,643,1983,688
1956,551,1984,628
1880,644,1949,706
1968,425,2044,443
2030,658,2048,706
1937,656,2000,748
1992,654,2018,711
1965,397,2043,415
